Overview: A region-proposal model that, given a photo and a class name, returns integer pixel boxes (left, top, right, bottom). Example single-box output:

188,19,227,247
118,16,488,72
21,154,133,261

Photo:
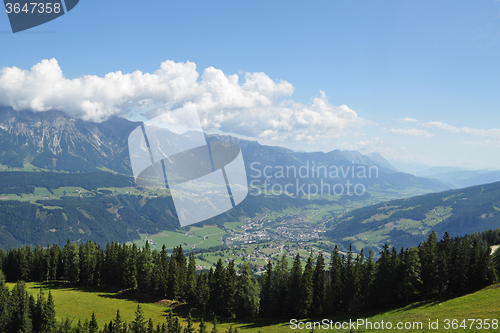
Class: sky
1,0,500,170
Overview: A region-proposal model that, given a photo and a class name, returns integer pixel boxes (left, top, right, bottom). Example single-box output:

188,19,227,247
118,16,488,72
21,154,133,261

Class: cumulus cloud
398,117,419,123
423,121,460,133
387,127,433,138
0,59,369,143
424,121,500,139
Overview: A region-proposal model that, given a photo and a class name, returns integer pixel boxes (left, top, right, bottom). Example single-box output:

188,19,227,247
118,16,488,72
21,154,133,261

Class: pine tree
342,245,359,311
211,316,218,333
195,272,210,312
419,231,439,295
184,312,195,333
172,317,182,333
186,253,197,304
147,318,154,333
358,248,374,307
80,241,98,287
300,254,314,317
373,244,393,306
171,246,187,299
43,291,57,332
124,245,138,289
312,252,325,315
89,311,99,333
32,289,44,333
327,245,343,314
198,318,207,333
210,259,226,316
75,319,84,333
113,309,125,333
259,261,273,317
0,270,10,333
273,254,289,317
131,304,147,333
62,240,80,284
49,244,61,281
401,248,422,304
137,242,153,293
10,281,33,333
235,264,259,318
223,260,237,317
288,253,302,316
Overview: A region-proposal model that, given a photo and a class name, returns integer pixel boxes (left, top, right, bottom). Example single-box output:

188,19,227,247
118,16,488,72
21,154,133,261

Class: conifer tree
259,261,273,317
300,254,314,317
342,245,359,311
62,240,80,284
113,309,125,333
131,304,147,333
0,270,10,333
210,259,226,316
43,291,57,333
223,260,237,317
184,312,195,333
401,248,422,304
199,318,207,333
272,254,289,317
147,318,154,333
419,231,439,295
211,316,218,333
10,281,33,333
312,252,325,315
137,242,153,293
327,245,343,314
89,311,99,333
186,253,197,304
172,317,182,333
235,263,259,318
289,253,302,316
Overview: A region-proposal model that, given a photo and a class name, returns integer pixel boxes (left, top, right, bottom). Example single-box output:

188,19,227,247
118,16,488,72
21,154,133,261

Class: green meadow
7,281,500,332
132,225,227,250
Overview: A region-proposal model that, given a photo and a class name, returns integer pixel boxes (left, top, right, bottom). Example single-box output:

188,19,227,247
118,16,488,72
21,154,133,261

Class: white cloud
423,121,460,133
424,121,500,139
461,127,500,139
398,117,418,123
387,127,433,138
0,59,369,144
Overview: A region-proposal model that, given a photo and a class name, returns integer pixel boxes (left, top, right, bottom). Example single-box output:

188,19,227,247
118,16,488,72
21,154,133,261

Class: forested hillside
0,176,317,249
1,228,499,323
327,180,500,251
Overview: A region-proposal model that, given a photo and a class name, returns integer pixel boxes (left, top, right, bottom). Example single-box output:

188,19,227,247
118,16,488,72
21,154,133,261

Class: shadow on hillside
35,281,121,293
391,293,465,313
97,288,165,304
231,293,469,330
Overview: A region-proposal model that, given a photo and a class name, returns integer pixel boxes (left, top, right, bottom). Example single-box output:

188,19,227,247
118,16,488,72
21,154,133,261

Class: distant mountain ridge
0,106,137,173
418,168,500,189
0,107,449,197
326,180,500,252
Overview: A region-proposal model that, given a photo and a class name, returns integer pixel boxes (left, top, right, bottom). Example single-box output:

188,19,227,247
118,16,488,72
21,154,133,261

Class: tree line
0,230,498,324
0,257,239,333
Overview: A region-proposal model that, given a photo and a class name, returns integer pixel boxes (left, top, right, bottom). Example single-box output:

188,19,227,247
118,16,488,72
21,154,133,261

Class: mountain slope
0,107,138,173
326,181,500,251
0,107,449,196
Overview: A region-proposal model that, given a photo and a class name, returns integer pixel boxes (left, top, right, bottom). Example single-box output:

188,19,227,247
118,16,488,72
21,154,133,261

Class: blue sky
1,0,500,170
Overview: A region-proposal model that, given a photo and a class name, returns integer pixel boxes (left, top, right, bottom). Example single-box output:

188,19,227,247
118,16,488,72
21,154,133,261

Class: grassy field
133,225,227,250
7,281,500,332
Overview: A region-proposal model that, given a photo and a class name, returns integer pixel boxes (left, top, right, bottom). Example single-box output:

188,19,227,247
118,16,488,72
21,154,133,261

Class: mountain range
327,180,500,252
0,107,448,194
0,107,453,248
